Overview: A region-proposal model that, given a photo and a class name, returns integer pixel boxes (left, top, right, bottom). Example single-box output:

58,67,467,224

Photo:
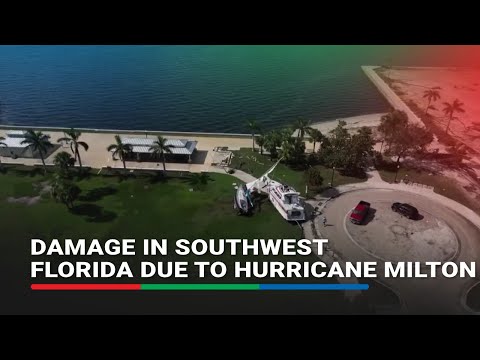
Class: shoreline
0,112,387,173
308,113,386,134
0,111,388,141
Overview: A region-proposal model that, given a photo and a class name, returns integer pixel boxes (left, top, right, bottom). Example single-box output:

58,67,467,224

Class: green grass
0,166,394,313
0,167,315,283
378,167,480,214
230,148,367,196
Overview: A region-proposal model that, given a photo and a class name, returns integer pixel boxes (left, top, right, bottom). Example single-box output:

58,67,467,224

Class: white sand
293,113,386,137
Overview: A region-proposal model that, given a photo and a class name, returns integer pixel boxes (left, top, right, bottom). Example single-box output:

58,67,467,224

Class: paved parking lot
315,188,480,314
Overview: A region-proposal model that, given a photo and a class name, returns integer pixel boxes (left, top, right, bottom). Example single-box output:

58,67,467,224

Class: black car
391,202,419,219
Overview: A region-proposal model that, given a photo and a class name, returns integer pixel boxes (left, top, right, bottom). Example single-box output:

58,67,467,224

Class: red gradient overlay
31,283,141,290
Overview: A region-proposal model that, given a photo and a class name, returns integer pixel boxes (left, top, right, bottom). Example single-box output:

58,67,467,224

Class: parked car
350,200,370,224
391,202,418,219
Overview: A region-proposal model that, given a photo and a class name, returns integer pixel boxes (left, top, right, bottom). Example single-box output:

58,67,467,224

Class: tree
20,130,53,174
443,99,465,134
0,136,6,167
107,135,133,169
280,138,296,163
423,87,441,116
305,167,324,187
345,127,376,174
188,172,211,190
246,120,260,151
255,134,266,155
57,129,89,170
293,118,312,140
50,174,81,209
320,122,376,175
149,135,173,171
377,110,409,149
263,130,283,160
53,151,75,178
307,128,323,152
385,123,433,164
321,120,351,168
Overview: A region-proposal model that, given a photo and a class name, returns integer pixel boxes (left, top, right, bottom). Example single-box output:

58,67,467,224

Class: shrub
305,167,324,187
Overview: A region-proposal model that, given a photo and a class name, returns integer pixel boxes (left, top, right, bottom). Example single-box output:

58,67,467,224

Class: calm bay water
0,45,471,133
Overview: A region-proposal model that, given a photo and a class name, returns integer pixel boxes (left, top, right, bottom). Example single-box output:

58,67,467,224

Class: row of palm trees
0,129,174,174
423,88,465,135
246,118,324,155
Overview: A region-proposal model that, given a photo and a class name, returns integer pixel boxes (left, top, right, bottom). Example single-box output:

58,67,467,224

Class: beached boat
245,159,306,222
233,183,254,215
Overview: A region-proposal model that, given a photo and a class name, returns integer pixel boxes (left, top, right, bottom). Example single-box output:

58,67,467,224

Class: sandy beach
0,112,387,172
374,66,480,154
308,113,386,133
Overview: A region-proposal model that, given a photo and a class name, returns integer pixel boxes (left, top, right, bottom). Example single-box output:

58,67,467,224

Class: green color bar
141,283,259,290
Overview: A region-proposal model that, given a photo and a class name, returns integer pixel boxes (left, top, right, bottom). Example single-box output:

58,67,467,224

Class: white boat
233,183,254,215
246,159,306,222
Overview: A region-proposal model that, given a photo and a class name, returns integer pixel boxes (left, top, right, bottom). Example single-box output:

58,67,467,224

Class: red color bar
31,284,141,290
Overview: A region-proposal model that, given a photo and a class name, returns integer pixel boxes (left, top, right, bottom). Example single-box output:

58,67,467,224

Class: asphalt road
317,188,480,314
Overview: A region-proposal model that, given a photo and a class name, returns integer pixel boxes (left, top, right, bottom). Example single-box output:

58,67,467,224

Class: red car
350,201,370,224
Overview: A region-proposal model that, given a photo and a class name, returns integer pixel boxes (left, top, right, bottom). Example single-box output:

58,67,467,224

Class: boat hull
269,191,305,222
233,184,253,215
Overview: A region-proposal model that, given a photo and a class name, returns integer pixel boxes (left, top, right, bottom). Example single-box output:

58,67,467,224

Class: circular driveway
317,188,480,314
344,200,458,263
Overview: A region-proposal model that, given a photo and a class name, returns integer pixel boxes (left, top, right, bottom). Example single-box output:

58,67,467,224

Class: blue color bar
259,283,369,290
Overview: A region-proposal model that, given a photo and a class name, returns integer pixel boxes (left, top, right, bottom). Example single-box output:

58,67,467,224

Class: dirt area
6,181,50,206
7,196,41,206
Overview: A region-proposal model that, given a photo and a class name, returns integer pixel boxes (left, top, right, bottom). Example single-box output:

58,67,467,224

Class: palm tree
20,130,53,174
293,118,312,140
246,120,260,151
0,136,6,168
149,135,173,171
280,138,295,163
107,135,133,169
307,128,323,152
423,87,441,116
53,151,75,177
443,99,465,134
57,129,89,170
255,134,266,155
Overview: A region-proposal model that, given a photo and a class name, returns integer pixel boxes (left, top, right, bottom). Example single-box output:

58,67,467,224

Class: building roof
120,137,197,155
6,130,28,138
2,137,29,148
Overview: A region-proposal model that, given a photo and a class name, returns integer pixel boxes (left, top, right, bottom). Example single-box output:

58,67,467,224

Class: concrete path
362,66,424,127
209,167,256,183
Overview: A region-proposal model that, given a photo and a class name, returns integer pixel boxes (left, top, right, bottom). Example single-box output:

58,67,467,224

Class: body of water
0,45,474,133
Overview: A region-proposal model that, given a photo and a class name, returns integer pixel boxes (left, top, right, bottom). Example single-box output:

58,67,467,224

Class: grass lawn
0,165,393,314
230,148,367,197
0,167,307,279
378,167,480,214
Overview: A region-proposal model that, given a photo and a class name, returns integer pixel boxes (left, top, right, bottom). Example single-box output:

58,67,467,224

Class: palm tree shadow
149,173,168,184
13,167,44,177
79,186,117,201
181,173,215,188
70,203,117,223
